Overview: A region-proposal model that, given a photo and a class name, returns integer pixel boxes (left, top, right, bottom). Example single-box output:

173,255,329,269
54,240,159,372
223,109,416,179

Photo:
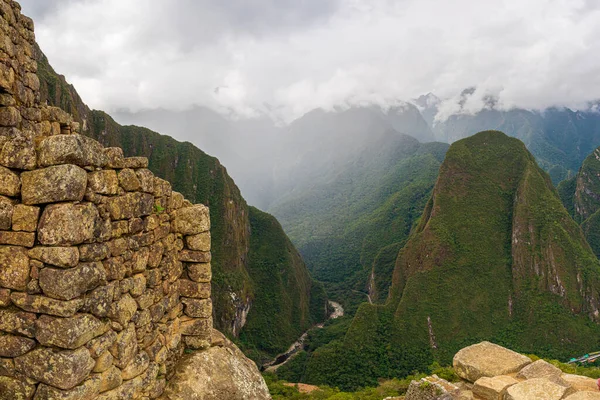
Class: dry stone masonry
0,1,214,398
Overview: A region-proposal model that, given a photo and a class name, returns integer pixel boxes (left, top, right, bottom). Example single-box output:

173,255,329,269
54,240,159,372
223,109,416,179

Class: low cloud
19,0,600,122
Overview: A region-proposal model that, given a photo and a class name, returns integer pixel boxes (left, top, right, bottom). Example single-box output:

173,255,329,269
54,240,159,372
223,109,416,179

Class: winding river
263,300,344,372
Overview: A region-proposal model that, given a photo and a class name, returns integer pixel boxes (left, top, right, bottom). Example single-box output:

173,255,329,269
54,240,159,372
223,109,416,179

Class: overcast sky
18,0,600,122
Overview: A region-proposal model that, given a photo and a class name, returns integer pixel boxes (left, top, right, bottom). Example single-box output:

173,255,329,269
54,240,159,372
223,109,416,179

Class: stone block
0,136,36,170
29,246,79,268
38,202,100,245
34,377,101,400
37,134,108,167
107,293,138,326
118,168,140,191
179,250,211,263
106,192,152,220
109,323,138,368
93,351,114,373
180,316,212,336
182,298,212,318
516,359,562,380
136,169,154,193
103,147,124,168
39,262,106,301
0,309,36,337
79,243,110,262
187,263,211,283
0,245,29,290
86,330,117,358
35,314,106,349
15,347,94,390
453,341,532,382
11,204,39,231
10,292,83,317
0,106,19,126
121,350,150,380
0,165,19,196
0,288,10,306
0,198,12,230
0,333,36,357
0,376,35,400
473,375,518,400
122,156,148,169
171,204,210,235
178,279,211,299
186,231,210,251
103,256,127,281
504,378,569,400
97,365,123,393
87,170,119,195
0,231,34,247
184,335,211,350
21,164,87,204
561,373,599,392
564,392,600,399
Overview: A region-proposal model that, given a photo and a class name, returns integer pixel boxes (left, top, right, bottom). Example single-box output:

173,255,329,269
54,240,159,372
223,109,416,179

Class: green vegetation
269,134,448,314
284,131,600,391
35,48,327,360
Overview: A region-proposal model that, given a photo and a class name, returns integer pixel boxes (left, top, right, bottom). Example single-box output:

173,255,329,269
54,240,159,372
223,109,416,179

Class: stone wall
0,1,214,399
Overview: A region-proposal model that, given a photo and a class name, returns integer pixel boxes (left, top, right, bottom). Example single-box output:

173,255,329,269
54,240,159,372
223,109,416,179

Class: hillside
288,131,600,390
34,44,328,361
268,131,448,311
557,146,600,257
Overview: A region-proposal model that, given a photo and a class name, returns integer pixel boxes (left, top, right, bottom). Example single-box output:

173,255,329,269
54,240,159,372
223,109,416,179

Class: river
263,300,344,372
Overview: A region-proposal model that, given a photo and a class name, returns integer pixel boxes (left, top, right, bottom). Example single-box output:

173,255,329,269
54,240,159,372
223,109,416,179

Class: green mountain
558,146,600,257
268,130,448,312
290,131,600,390
34,45,327,361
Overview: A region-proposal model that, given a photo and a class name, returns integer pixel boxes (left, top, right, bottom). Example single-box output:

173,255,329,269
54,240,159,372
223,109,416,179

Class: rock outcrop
406,342,600,400
162,329,271,400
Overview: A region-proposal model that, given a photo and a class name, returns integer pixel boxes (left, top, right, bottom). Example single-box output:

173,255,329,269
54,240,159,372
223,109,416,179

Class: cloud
18,0,600,122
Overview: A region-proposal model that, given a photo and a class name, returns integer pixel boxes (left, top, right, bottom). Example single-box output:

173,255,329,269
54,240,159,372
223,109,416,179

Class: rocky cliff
31,16,327,361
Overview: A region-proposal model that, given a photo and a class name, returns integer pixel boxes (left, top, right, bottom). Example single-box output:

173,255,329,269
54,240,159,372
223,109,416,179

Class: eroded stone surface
473,375,518,400
35,314,106,349
516,359,562,380
21,164,87,204
39,262,106,300
0,245,29,290
29,246,79,268
37,134,108,168
171,205,210,235
38,203,101,245
453,342,532,382
10,292,83,317
504,378,569,400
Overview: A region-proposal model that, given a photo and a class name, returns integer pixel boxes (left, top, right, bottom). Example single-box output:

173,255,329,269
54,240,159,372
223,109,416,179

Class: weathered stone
0,106,19,126
103,256,127,281
147,243,163,268
564,392,600,400
561,374,599,392
37,134,108,167
0,309,36,337
82,284,115,318
97,365,122,393
11,204,39,231
187,263,211,283
107,293,137,326
35,314,106,349
121,350,150,380
186,232,210,251
180,316,212,336
171,205,210,235
109,323,138,368
149,302,166,322
0,198,12,230
0,231,34,247
118,168,140,191
178,279,211,299
0,165,19,196
33,377,101,400
182,298,212,318
29,246,79,268
0,136,36,170
179,250,211,263
106,237,127,257
131,247,149,273
163,337,271,400
106,192,153,220
15,347,95,390
122,157,148,169
517,359,562,380
10,292,83,317
21,164,86,205
168,191,184,211
153,177,171,197
0,333,36,357
39,262,106,301
136,169,154,193
78,243,110,262
473,375,518,400
0,245,29,290
38,203,100,245
0,288,10,306
453,342,532,382
87,170,118,195
504,378,569,400
0,376,36,400
128,217,144,234
130,273,146,297
93,351,114,373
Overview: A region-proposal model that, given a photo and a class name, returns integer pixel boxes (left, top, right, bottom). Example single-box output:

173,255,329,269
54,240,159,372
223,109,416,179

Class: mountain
35,45,327,361
425,93,600,184
268,130,448,312
557,146,600,257
291,131,600,390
